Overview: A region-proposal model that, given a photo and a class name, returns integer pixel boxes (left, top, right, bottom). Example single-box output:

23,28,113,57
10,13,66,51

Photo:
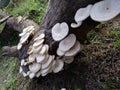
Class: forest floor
0,0,120,90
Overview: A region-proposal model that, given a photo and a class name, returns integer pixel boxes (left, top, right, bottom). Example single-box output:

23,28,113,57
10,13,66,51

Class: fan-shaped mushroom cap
57,48,65,56
75,5,92,22
71,21,82,28
29,73,35,79
90,0,120,22
34,33,45,41
23,25,35,32
52,22,69,41
53,60,64,73
17,43,22,50
20,33,30,44
33,39,44,47
59,34,76,52
39,45,49,54
36,71,41,77
41,55,54,69
63,56,74,64
29,63,41,73
36,54,46,63
28,54,35,63
41,66,51,76
65,41,80,56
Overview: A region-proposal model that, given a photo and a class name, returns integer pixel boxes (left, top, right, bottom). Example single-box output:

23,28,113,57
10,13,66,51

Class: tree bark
18,0,101,59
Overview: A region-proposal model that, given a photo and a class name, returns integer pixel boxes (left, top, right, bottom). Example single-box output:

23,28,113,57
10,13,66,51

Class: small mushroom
29,73,35,79
33,39,44,47
36,54,46,63
41,55,54,69
71,21,82,28
28,54,36,63
58,34,76,52
63,56,74,64
65,41,80,56
36,71,41,77
34,33,45,41
75,5,93,22
20,33,30,44
52,22,69,41
57,48,65,56
90,0,120,22
17,43,22,50
23,25,35,32
53,60,64,73
29,63,41,73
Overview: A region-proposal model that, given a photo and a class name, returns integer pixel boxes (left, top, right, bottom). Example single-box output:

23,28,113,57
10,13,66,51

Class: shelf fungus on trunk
16,0,120,79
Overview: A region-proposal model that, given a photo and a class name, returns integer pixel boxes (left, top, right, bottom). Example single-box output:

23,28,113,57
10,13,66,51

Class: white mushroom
19,67,23,73
20,33,30,44
53,60,64,73
65,41,80,56
28,54,36,63
29,63,41,73
75,5,92,22
39,45,49,55
33,39,44,47
29,73,35,79
23,25,35,32
41,55,54,69
41,66,51,76
90,0,120,22
36,54,46,63
57,48,65,56
36,71,41,77
58,34,76,52
32,44,43,53
17,43,22,50
52,22,69,41
21,59,25,66
34,33,45,41
71,21,82,28
63,56,74,64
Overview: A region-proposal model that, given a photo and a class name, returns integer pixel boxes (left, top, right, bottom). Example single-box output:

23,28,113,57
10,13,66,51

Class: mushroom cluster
17,25,35,50
56,34,80,63
17,0,120,79
19,31,65,79
72,0,120,27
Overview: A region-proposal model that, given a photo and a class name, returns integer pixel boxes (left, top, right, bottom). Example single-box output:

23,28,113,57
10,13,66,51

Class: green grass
4,0,47,23
0,0,47,89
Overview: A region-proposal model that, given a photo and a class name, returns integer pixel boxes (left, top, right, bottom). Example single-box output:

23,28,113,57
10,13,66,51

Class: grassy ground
0,0,120,90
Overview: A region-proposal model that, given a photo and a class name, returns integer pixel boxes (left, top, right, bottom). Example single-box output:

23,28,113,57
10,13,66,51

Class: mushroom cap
52,22,69,41
29,63,41,73
33,39,44,47
41,55,54,69
20,33,30,44
53,60,64,73
63,56,74,64
57,48,65,56
36,54,46,63
59,34,76,52
34,33,45,41
29,73,35,79
17,43,22,50
90,0,120,22
75,4,92,22
71,21,82,28
28,54,36,63
65,41,80,56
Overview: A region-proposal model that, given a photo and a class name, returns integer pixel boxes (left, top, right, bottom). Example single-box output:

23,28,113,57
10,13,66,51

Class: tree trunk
18,0,101,59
